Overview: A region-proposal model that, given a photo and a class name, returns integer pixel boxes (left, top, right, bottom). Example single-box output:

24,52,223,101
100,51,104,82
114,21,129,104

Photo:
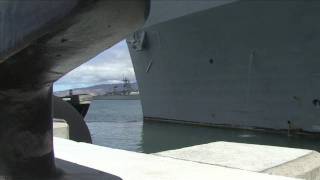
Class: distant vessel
94,77,140,100
128,1,320,134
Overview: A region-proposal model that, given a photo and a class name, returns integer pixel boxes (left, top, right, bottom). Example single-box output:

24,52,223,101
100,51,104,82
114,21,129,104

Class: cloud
53,40,135,91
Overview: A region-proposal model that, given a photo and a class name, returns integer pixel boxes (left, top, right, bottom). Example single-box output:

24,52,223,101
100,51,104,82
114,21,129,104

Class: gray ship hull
128,1,320,133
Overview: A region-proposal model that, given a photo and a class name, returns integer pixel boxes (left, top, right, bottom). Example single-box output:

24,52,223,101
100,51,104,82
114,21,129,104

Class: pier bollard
0,86,56,178
0,0,149,178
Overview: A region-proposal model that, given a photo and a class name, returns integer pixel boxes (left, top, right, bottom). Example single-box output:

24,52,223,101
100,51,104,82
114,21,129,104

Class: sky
53,40,136,92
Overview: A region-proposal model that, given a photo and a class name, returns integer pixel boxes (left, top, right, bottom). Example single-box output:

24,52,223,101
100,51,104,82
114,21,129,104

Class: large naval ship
1,0,320,179
127,0,320,134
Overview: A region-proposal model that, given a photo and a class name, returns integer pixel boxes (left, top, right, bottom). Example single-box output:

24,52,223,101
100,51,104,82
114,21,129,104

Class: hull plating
128,1,320,133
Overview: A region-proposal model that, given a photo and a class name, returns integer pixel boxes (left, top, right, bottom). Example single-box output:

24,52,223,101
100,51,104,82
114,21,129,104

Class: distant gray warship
93,77,140,100
127,0,320,134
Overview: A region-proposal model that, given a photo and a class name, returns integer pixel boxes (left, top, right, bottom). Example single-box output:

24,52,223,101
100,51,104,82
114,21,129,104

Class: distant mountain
54,82,139,97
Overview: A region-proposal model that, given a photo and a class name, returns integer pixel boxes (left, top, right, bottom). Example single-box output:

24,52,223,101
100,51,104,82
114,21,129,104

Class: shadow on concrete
2,159,122,180
55,158,122,180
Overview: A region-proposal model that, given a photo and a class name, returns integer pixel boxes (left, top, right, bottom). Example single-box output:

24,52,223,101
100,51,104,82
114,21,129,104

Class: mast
122,77,132,96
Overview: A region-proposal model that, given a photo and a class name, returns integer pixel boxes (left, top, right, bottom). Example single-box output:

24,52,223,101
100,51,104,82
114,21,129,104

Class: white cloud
53,40,136,91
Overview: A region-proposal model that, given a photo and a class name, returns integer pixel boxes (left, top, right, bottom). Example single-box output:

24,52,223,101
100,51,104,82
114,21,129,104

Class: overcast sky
53,40,136,92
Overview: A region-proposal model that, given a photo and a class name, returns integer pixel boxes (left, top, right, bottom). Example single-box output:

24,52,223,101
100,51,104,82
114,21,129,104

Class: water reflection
85,100,143,152
142,121,320,153
86,100,320,154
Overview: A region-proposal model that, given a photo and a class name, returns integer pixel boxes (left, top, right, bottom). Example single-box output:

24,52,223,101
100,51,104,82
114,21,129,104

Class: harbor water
85,100,320,153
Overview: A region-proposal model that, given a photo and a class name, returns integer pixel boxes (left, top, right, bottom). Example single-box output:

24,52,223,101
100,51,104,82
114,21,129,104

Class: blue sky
53,40,136,92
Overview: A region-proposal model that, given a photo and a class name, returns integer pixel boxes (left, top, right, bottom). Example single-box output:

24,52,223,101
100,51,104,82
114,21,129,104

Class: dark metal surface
0,0,149,178
53,96,92,143
0,86,55,178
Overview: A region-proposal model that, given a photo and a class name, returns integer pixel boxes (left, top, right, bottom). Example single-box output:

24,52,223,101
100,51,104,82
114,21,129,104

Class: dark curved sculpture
53,96,92,143
0,0,149,178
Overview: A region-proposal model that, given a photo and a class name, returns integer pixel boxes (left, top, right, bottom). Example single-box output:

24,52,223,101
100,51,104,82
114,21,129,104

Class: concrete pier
54,138,301,180
156,142,320,180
